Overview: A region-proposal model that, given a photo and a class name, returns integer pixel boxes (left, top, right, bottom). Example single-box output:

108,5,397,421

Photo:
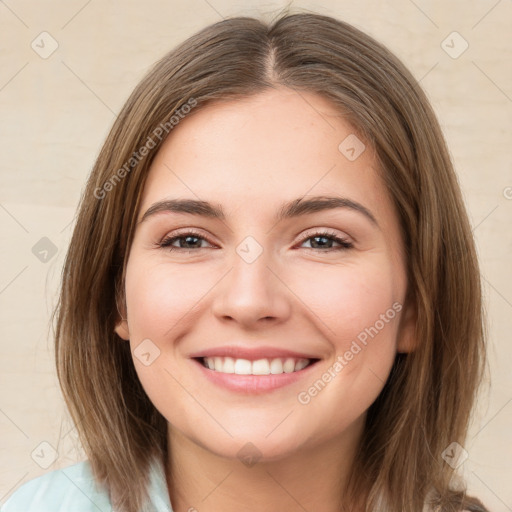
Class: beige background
0,0,511,509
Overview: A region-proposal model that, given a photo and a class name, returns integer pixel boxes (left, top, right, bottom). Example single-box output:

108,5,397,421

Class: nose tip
210,257,292,328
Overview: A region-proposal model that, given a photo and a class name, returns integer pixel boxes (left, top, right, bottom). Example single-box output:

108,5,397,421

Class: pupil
183,236,200,248
312,236,330,248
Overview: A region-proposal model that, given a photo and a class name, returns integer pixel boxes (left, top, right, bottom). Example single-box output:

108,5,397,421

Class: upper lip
189,345,321,361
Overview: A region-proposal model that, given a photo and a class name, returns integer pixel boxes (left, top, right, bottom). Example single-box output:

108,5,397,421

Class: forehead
140,87,392,227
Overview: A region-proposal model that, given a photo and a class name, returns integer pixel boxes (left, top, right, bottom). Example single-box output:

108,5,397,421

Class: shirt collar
143,456,174,512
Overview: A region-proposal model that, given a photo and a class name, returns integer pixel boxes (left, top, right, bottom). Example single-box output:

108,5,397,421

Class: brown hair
53,9,488,512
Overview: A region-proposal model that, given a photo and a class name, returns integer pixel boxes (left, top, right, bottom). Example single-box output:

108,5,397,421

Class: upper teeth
203,357,310,375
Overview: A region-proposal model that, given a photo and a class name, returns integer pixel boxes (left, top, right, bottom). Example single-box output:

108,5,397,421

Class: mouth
189,346,322,394
195,356,319,375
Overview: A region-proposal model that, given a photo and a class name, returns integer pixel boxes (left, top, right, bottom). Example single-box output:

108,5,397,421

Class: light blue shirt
1,458,174,512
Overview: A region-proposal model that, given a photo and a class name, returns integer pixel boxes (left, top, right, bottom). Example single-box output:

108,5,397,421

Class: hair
52,9,488,512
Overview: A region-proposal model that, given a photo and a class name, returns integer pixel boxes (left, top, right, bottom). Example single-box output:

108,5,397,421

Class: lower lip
192,358,319,394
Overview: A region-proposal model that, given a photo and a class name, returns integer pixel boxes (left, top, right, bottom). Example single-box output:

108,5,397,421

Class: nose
210,250,292,329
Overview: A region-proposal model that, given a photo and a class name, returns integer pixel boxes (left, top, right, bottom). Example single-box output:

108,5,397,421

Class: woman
1,11,488,512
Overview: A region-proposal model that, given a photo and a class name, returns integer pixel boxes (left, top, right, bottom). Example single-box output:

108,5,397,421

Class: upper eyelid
161,227,215,243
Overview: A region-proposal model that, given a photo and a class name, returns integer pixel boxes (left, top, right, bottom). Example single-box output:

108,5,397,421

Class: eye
158,230,214,252
297,229,353,251
157,228,353,253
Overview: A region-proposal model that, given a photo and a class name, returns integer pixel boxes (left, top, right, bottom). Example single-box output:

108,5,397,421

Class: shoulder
461,495,489,512
1,460,112,512
432,499,489,512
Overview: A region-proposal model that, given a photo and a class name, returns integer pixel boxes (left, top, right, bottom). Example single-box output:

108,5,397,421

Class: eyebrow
138,195,379,228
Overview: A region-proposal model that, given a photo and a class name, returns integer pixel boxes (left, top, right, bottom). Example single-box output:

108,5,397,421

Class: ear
114,287,130,341
396,296,418,353
115,317,130,341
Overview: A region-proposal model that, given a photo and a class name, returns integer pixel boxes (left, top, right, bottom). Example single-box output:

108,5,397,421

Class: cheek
124,261,209,341
289,258,400,352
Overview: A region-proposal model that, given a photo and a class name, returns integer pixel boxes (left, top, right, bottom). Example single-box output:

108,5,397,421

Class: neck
165,415,365,512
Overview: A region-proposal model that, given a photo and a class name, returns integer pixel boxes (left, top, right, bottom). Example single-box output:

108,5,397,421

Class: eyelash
158,229,353,253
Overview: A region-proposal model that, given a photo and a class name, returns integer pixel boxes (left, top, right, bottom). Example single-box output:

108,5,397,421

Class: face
115,87,416,462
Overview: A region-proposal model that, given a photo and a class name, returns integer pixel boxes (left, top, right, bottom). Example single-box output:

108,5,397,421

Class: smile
189,345,321,393
200,356,312,375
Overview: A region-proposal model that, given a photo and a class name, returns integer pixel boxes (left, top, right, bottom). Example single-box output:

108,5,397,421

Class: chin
176,418,309,464
207,435,305,464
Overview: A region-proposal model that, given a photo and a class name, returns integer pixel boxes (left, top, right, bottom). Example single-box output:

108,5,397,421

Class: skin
115,87,416,512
